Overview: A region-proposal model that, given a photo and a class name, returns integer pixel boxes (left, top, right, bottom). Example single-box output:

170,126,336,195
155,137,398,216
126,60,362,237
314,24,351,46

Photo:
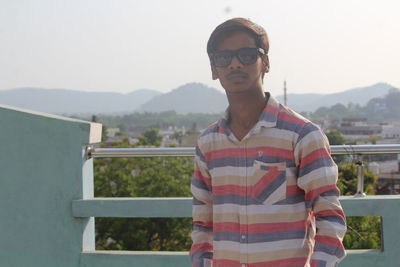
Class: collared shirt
190,94,346,267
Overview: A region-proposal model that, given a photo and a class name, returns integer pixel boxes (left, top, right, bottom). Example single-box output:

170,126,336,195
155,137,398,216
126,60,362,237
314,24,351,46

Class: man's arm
190,146,213,267
295,124,347,267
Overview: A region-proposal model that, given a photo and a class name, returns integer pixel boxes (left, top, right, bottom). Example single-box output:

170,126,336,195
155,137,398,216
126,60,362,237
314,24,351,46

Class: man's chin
223,84,252,94
225,88,250,94
221,80,244,90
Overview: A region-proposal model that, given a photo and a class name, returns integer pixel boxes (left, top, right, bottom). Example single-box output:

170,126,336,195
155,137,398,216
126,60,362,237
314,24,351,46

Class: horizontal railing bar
90,147,195,158
72,195,400,218
72,198,192,218
330,144,400,155
89,144,400,158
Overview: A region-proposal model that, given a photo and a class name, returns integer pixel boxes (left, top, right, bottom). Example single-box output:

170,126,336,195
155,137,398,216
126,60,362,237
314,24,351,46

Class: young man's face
211,31,268,94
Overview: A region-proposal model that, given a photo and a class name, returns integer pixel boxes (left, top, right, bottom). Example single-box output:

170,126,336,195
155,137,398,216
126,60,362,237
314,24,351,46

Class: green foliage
344,216,381,249
98,110,221,133
96,217,192,251
309,87,400,122
94,135,194,251
337,162,378,196
336,162,381,250
326,130,345,145
137,128,163,146
326,130,346,163
313,106,330,118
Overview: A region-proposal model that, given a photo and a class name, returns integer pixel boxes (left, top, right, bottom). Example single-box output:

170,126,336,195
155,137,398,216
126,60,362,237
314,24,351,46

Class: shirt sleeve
294,123,347,267
190,145,213,267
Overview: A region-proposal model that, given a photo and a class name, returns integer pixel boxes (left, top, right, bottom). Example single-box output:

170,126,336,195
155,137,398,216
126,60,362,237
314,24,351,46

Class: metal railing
80,144,400,266
330,144,400,155
87,144,400,158
87,147,195,158
86,144,400,197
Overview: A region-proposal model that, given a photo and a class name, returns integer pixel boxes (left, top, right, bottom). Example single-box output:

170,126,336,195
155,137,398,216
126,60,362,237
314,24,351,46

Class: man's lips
226,70,248,80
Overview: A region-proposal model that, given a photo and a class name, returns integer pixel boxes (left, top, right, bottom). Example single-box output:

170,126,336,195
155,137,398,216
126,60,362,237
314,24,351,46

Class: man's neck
226,88,267,140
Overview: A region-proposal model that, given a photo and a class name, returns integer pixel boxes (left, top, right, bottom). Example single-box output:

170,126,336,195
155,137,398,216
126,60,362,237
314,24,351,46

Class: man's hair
207,18,269,58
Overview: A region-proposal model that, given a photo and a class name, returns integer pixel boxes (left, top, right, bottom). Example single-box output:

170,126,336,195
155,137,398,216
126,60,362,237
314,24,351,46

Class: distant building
377,172,400,195
312,118,339,132
372,159,400,195
380,125,400,139
162,135,180,147
338,117,382,136
106,128,120,138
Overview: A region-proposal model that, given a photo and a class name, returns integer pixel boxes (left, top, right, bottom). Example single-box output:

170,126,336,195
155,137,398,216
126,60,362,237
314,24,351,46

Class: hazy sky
1,0,399,95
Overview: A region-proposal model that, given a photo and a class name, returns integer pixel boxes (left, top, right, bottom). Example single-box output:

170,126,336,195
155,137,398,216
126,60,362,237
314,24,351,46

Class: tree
326,130,347,163
337,162,377,196
94,156,193,251
137,128,163,146
337,162,381,250
326,130,345,145
343,215,381,250
94,131,194,251
324,128,382,250
189,122,197,134
313,106,330,118
330,103,350,119
97,111,221,134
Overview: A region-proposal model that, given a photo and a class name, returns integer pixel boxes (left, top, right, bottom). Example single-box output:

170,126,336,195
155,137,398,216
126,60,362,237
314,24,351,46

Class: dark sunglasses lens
213,48,260,67
237,48,258,65
213,51,232,67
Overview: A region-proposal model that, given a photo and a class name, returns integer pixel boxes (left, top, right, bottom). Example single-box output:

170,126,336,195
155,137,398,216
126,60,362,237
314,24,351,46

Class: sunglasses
210,47,265,68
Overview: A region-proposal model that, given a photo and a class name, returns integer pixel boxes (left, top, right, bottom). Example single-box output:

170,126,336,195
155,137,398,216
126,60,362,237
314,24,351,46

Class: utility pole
284,80,287,106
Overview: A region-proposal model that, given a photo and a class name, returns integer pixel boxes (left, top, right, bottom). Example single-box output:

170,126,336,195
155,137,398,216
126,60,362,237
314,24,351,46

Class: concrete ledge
80,250,387,267
340,195,400,216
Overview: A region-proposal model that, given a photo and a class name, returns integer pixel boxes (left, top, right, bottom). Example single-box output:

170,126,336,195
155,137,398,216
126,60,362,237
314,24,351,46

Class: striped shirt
190,94,346,267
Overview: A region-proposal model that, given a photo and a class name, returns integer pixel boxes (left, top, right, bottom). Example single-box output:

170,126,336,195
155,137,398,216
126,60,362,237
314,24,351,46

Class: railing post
82,147,96,251
354,155,367,197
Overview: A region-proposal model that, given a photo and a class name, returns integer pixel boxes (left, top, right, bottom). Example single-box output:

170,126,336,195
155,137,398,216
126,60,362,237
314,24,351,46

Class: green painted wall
0,105,101,267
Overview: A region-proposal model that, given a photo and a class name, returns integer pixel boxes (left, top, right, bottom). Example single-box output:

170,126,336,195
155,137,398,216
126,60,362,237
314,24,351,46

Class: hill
0,82,395,115
276,83,392,112
138,83,228,114
0,87,161,114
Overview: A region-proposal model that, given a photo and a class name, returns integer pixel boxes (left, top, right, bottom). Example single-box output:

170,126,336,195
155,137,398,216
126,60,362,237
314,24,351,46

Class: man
190,18,346,267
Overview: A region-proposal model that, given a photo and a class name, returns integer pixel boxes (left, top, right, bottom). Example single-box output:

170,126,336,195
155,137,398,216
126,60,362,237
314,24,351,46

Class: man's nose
229,55,243,69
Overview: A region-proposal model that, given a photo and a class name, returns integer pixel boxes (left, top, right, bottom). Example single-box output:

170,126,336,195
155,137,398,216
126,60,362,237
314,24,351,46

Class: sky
1,0,399,95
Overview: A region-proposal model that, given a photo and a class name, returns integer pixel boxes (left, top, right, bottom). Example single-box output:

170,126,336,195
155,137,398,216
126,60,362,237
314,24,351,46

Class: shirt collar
258,93,279,128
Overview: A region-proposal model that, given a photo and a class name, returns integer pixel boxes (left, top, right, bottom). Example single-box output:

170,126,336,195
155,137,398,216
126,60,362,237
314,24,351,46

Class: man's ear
263,55,270,73
211,65,219,80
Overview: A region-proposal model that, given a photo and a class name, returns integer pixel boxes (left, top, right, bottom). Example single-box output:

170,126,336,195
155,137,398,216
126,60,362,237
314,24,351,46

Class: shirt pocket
250,161,287,205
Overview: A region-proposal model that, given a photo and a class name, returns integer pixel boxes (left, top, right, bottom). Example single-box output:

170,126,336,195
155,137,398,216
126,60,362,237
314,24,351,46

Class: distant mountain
0,82,395,115
276,82,393,112
139,83,228,114
0,87,161,114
